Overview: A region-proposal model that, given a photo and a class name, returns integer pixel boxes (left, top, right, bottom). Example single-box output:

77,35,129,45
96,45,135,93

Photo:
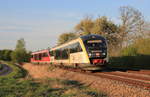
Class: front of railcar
81,34,108,68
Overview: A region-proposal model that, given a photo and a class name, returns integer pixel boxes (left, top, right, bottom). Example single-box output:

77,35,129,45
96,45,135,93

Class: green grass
0,62,107,97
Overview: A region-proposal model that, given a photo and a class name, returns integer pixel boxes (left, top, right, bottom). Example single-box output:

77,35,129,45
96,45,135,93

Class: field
0,62,106,97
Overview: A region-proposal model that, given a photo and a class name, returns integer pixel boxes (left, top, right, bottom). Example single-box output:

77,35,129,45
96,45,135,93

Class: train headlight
102,53,106,55
88,53,92,57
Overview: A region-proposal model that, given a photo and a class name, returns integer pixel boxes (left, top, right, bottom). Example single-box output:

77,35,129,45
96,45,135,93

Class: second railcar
31,49,51,64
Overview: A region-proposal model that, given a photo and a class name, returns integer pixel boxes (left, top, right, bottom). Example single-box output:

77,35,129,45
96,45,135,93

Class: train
31,34,108,70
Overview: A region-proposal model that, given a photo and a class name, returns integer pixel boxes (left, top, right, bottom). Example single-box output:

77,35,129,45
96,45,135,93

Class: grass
0,62,107,97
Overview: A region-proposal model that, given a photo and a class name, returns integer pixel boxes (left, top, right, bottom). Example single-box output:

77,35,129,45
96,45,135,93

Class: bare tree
119,6,145,41
142,22,150,38
117,6,146,49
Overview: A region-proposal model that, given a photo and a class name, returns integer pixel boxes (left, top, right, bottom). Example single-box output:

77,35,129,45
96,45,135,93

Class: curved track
55,65,150,90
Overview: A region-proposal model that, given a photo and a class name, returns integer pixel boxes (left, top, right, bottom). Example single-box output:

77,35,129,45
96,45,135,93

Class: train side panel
31,49,51,64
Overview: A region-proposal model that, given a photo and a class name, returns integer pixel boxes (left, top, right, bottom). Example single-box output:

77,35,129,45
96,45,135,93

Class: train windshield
84,39,106,51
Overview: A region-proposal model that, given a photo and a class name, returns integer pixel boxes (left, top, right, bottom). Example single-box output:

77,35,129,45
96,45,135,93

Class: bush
109,38,150,69
0,64,3,70
121,46,138,56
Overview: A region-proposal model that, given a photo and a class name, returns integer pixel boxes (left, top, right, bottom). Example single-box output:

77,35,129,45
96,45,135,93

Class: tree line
0,38,31,64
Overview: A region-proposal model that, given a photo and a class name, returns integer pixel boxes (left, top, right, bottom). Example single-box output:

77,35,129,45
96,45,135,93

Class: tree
75,16,94,35
91,16,118,35
119,6,145,42
0,49,12,61
57,32,77,45
11,38,28,63
142,22,150,38
75,16,120,48
91,16,119,46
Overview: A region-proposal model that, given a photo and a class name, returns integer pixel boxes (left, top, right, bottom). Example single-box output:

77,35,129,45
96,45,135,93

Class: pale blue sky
0,0,149,51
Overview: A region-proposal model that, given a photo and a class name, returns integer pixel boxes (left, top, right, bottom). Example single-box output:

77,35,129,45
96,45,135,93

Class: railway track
52,65,150,90
93,72,150,89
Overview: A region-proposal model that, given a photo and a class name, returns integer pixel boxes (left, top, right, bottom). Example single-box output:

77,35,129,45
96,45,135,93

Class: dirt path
23,63,150,97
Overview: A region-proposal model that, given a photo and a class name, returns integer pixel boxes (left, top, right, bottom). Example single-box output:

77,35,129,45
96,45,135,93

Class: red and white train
31,49,50,64
31,34,108,70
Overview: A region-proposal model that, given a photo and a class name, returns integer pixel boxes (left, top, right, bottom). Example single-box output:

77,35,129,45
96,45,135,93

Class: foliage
91,16,118,35
134,38,150,55
121,46,138,56
0,50,13,61
109,38,150,69
0,62,106,97
0,64,3,70
11,38,30,63
119,6,145,44
57,32,77,45
75,16,94,35
121,38,150,56
75,16,120,49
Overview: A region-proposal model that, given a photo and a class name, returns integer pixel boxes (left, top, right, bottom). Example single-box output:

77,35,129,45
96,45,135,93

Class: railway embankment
23,63,150,97
0,62,105,97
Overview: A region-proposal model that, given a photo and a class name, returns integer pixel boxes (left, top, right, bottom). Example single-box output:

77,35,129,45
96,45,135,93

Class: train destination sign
87,40,102,43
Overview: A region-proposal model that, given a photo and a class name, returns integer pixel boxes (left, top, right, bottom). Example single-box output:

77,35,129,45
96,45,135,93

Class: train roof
51,34,106,50
31,48,50,55
80,34,106,41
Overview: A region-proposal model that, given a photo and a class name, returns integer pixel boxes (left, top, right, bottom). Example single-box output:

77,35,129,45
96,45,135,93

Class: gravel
23,63,150,97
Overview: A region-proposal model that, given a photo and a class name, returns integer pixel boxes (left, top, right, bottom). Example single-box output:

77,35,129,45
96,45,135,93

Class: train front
81,34,108,66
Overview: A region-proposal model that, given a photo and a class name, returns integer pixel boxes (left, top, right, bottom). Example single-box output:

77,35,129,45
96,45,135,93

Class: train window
42,53,44,57
35,54,38,60
55,49,61,59
54,42,82,60
77,42,82,52
70,42,82,53
84,39,106,51
54,48,69,60
39,53,42,60
43,53,48,57
61,47,69,59
50,51,54,56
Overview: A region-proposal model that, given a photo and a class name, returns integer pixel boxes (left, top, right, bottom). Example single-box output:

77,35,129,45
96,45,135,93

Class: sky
0,0,149,51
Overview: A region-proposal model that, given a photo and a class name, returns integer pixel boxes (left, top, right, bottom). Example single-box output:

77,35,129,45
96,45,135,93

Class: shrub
0,64,3,70
110,38,150,69
121,46,138,56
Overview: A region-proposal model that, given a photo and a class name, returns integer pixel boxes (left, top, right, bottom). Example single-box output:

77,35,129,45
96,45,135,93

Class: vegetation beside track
109,38,150,70
0,64,3,70
0,62,107,97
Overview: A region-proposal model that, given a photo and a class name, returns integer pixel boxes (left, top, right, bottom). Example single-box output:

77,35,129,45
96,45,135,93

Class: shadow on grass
108,54,150,71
